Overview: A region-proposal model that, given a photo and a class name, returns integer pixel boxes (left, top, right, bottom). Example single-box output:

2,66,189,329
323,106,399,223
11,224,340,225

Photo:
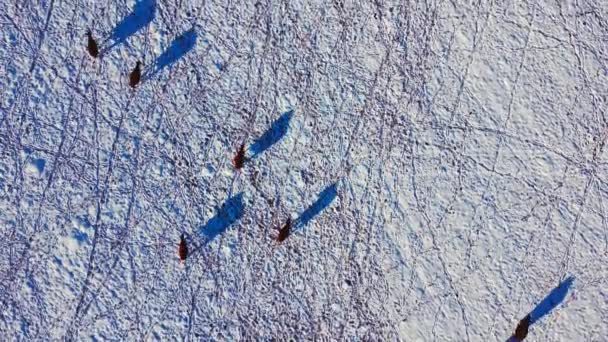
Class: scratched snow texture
0,0,607,341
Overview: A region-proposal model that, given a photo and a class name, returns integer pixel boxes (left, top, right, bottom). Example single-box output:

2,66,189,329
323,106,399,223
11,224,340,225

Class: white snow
1,0,607,341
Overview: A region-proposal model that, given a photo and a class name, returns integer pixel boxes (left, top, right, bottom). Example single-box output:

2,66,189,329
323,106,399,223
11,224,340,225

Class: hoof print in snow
26,158,46,176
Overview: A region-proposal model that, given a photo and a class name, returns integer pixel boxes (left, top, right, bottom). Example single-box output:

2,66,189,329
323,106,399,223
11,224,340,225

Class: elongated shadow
199,193,244,243
529,276,575,324
103,0,156,52
505,276,575,342
295,183,338,229
250,110,293,158
145,28,197,80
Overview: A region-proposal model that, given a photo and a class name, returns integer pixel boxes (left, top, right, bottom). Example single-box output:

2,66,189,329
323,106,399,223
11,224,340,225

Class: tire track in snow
28,0,55,73
65,89,136,339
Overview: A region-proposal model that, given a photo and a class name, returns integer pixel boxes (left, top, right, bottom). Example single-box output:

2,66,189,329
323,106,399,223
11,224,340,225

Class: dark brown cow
178,234,188,262
129,61,142,88
513,315,531,341
86,30,99,58
233,143,246,170
276,218,291,243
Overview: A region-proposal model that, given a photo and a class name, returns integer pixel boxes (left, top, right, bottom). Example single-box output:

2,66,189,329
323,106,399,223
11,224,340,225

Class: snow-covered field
1,0,607,340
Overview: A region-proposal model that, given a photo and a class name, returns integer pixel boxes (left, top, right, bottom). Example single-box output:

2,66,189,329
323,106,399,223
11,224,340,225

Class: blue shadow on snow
146,28,197,79
505,276,575,342
105,0,156,52
250,110,293,158
199,193,244,243
528,276,575,325
295,183,338,229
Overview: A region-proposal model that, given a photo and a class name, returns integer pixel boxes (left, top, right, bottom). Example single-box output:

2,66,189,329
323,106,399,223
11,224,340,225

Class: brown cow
513,315,531,341
178,234,188,262
129,61,142,88
233,143,246,170
276,218,291,242
86,29,99,58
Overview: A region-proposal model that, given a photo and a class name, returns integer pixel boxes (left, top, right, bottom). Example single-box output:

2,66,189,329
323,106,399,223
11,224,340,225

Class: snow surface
1,0,607,340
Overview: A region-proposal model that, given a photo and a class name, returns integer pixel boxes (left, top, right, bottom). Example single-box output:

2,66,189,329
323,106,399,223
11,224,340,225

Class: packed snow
1,0,607,340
